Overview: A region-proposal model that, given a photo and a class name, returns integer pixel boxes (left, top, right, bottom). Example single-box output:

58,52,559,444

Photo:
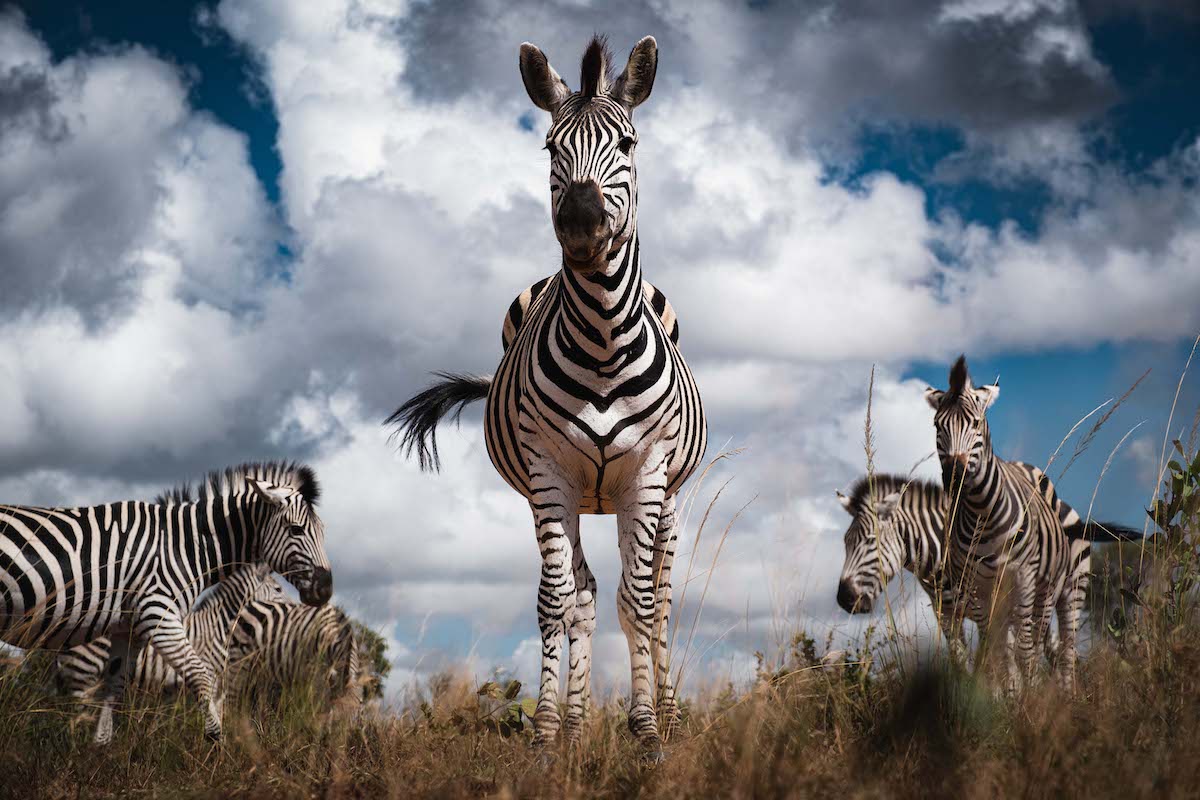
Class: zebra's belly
516,398,693,515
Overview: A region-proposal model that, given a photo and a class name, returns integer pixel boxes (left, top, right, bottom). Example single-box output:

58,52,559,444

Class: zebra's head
246,470,333,607
835,488,905,614
924,355,998,491
519,35,657,274
198,564,285,612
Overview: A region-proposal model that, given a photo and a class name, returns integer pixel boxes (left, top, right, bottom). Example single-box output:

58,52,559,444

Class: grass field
1,393,1197,799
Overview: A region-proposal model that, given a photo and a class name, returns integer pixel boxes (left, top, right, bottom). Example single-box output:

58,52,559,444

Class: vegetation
1,391,1197,798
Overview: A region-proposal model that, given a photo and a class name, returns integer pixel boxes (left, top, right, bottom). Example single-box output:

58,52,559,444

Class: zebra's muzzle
837,580,872,614
297,566,333,607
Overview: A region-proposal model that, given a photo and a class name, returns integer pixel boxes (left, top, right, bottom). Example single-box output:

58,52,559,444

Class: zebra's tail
384,372,492,473
1066,520,1146,542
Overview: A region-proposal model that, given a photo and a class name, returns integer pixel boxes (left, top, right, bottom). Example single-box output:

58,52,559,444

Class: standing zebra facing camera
387,36,707,754
834,472,1143,673
55,564,286,703
0,461,333,743
925,356,1109,691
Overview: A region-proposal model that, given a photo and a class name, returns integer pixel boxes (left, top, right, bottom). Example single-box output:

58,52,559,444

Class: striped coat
55,565,285,700
926,357,1082,690
387,36,706,752
835,472,1142,672
0,462,332,742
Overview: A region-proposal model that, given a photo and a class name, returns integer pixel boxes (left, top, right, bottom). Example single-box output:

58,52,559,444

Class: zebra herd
835,368,1142,692
0,34,1141,756
0,463,365,744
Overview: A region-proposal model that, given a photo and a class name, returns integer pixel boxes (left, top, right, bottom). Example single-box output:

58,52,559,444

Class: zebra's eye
617,136,634,155
289,524,306,537
544,142,559,159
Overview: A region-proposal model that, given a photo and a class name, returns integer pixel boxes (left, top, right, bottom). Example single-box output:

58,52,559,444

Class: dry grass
6,622,1200,799
2,374,1198,799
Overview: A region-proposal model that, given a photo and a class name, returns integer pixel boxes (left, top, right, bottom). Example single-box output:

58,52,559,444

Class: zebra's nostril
836,580,857,613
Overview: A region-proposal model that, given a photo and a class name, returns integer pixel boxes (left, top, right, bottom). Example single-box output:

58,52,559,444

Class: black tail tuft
384,372,491,472
1066,520,1146,542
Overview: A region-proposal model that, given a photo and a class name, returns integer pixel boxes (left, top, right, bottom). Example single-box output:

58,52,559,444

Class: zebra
835,472,1143,672
54,564,286,703
0,461,333,743
225,600,363,707
387,36,707,752
925,355,1088,691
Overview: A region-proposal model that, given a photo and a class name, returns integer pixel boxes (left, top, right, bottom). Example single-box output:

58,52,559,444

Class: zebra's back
0,501,158,649
228,601,360,700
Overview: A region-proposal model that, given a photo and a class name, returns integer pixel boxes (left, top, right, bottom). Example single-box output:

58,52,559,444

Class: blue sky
2,0,1198,690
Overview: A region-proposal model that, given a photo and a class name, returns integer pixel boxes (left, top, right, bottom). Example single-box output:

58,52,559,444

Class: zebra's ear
611,36,658,111
247,477,298,508
836,490,854,514
878,493,901,520
974,383,999,410
520,43,570,113
924,387,943,410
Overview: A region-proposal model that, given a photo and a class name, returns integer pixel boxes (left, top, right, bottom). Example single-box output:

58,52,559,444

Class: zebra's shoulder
640,280,679,345
501,275,555,352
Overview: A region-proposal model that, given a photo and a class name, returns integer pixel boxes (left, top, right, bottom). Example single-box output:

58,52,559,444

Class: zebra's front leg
928,585,970,670
138,605,222,740
1013,570,1040,686
617,468,669,751
527,471,580,747
1055,582,1083,693
651,494,680,739
563,527,596,744
92,628,141,745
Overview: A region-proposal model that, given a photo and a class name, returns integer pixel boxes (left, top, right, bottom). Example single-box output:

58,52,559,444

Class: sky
2,0,1198,697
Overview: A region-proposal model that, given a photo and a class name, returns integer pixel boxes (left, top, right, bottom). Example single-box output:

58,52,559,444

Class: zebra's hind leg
93,629,139,745
616,461,670,752
526,467,580,748
138,605,222,740
650,494,681,740
563,528,596,745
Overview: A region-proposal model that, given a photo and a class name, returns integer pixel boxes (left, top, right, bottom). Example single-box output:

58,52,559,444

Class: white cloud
0,2,1193,697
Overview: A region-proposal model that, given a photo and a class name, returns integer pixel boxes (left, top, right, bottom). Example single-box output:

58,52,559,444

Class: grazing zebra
0,461,333,743
387,36,707,751
54,565,285,702
835,472,1143,671
225,600,363,706
926,356,1084,691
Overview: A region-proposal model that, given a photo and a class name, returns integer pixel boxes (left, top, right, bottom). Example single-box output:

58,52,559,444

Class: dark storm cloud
398,0,1117,146
0,64,64,140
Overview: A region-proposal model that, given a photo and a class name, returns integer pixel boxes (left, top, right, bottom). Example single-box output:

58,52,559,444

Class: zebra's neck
557,231,646,361
896,509,945,581
949,436,1009,539
163,494,264,602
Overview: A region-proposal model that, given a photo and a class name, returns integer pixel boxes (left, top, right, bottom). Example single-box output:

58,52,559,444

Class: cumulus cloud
0,2,1194,694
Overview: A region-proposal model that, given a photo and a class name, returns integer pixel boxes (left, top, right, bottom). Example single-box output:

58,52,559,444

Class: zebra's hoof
204,728,222,743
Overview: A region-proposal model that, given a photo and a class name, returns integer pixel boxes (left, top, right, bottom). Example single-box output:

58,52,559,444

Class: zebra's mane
944,354,970,403
845,473,941,515
153,461,320,508
580,34,612,98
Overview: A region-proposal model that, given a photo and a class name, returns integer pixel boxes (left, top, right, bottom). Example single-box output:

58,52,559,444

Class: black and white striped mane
153,461,320,507
844,473,941,515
